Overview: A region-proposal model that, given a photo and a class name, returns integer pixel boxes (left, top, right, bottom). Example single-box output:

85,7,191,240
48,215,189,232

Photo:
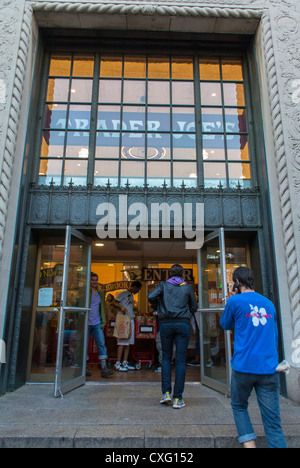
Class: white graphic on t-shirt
249,304,268,327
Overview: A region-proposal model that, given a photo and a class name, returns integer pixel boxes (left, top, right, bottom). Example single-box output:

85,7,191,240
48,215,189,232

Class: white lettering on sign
96,195,204,250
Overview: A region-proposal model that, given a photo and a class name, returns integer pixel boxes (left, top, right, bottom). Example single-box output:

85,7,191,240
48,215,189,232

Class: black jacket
148,281,198,324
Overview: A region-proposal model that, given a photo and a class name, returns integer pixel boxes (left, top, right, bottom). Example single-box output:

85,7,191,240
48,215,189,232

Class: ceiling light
78,148,89,158
95,243,104,247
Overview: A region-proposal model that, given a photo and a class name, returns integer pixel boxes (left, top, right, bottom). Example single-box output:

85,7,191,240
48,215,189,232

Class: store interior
27,237,248,384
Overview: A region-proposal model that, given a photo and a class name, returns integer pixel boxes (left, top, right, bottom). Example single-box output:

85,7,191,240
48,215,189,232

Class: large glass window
38,53,252,189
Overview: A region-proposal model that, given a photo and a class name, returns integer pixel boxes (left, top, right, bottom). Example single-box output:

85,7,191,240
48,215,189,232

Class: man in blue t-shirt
220,266,286,448
87,273,114,378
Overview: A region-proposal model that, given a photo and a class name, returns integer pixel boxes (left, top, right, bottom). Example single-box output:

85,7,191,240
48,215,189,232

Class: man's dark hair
131,280,142,290
233,266,255,290
91,272,98,279
170,264,184,278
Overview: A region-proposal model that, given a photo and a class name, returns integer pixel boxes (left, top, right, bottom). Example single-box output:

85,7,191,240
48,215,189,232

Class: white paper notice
38,288,53,307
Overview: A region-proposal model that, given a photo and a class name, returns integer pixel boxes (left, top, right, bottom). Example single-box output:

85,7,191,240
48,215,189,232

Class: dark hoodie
148,277,198,324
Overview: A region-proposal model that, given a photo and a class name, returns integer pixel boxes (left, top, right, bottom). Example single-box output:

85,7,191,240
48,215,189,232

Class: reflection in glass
202,107,224,133
67,243,89,308
46,78,69,102
63,159,88,185
124,56,146,78
172,82,194,105
43,104,68,129
173,136,196,160
147,134,170,160
172,57,193,80
121,160,145,186
121,133,146,159
29,245,64,381
97,105,121,131
94,160,119,186
99,80,122,103
147,161,171,187
226,136,249,161
41,131,65,158
172,107,195,132
123,105,146,131
70,79,93,102
65,132,89,158
173,162,197,187
200,82,222,106
202,146,225,161
202,311,227,383
223,83,245,106
49,55,72,76
202,134,224,153
225,108,247,133
100,56,123,78
148,81,170,105
228,163,251,188
60,310,85,382
68,104,91,130
148,57,170,79
96,133,120,158
72,55,94,77
148,107,170,132
123,80,146,104
222,59,243,81
38,159,63,185
199,59,220,81
204,162,227,188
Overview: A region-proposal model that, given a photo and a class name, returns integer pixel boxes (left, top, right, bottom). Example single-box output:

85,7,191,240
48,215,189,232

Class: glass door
198,228,232,395
54,227,91,397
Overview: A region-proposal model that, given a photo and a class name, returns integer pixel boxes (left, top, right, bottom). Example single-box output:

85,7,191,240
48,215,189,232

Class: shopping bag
113,313,132,340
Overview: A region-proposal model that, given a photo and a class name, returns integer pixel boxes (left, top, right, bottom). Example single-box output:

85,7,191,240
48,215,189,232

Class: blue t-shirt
89,291,101,326
220,292,279,374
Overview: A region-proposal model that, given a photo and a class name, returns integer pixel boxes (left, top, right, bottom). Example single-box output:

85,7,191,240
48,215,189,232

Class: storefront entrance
26,227,250,396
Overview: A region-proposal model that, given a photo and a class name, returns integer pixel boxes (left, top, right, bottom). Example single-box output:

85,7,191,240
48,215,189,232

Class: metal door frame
198,228,232,395
54,226,92,397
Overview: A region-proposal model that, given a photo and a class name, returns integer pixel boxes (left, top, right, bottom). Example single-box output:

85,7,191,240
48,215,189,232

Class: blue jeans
160,322,191,399
231,370,287,448
87,324,107,361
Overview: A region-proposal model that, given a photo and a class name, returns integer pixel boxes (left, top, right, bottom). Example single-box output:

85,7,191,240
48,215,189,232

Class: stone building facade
0,0,299,403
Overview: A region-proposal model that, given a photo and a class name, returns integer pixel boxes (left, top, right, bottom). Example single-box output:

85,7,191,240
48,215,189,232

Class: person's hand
229,282,237,295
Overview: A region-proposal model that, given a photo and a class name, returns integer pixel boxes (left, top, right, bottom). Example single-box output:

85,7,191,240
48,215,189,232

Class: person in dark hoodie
148,264,198,408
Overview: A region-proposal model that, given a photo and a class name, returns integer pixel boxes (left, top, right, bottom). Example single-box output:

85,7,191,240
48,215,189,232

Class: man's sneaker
154,365,162,372
173,398,186,409
101,367,114,378
122,361,135,370
160,392,172,404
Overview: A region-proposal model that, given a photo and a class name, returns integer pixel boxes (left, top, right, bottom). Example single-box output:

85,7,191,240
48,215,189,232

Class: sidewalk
0,382,299,448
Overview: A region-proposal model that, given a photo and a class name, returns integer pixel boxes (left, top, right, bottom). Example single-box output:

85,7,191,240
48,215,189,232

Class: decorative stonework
29,185,261,229
0,0,32,260
31,1,263,17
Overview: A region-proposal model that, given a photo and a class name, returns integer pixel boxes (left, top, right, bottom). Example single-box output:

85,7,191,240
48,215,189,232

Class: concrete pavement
0,382,299,448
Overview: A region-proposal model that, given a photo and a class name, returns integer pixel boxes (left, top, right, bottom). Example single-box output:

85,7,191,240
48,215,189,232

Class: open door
198,228,232,395
54,227,91,397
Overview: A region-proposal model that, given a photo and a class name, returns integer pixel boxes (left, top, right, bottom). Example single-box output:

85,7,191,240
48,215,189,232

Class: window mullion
193,55,203,187
87,52,100,186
